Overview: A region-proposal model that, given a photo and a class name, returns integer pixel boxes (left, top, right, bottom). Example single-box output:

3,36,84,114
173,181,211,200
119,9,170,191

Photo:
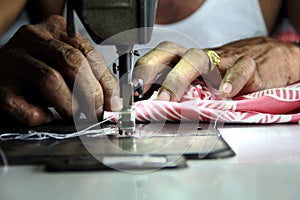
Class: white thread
214,116,220,130
0,147,8,175
0,117,114,141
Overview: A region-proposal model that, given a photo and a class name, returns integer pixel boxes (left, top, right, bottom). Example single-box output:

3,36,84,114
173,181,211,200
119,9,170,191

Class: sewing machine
0,0,235,171
66,0,158,134
1,1,299,196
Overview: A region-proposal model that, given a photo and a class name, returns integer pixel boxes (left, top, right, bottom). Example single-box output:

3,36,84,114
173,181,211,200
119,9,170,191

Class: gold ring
158,86,173,96
205,50,220,71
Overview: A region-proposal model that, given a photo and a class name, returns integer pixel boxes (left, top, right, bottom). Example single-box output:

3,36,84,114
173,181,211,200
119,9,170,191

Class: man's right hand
0,15,122,126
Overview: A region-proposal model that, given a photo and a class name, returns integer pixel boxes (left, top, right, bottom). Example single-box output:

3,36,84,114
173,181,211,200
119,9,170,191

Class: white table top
1,124,300,200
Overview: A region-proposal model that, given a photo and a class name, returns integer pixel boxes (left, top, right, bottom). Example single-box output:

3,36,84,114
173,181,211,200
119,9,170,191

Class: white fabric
155,0,268,48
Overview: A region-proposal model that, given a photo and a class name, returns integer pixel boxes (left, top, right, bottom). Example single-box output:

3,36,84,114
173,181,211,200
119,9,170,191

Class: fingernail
110,96,123,111
157,91,171,101
220,82,233,94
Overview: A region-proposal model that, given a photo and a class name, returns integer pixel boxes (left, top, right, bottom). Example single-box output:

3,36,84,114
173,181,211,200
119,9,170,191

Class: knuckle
50,42,85,71
157,41,179,51
64,48,84,67
86,49,108,75
79,39,94,55
41,69,63,91
100,73,118,88
157,41,186,55
42,15,66,38
45,15,66,27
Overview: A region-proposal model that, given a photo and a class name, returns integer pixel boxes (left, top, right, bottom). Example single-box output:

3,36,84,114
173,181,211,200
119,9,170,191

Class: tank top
155,0,268,48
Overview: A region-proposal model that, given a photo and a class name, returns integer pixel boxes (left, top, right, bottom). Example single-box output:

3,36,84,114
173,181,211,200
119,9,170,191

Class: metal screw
112,63,118,74
133,50,140,56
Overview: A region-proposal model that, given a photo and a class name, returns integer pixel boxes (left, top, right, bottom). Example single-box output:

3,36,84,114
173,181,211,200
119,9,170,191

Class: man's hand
0,15,122,126
134,37,300,101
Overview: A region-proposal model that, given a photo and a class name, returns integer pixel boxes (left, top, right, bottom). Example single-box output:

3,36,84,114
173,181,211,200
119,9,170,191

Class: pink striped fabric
105,81,300,124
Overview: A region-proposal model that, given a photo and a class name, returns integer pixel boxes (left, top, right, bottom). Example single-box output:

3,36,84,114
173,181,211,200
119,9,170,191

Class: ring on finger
205,50,220,71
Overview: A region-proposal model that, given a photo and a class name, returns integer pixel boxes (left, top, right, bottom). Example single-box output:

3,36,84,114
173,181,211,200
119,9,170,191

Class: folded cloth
105,80,300,123
272,18,300,42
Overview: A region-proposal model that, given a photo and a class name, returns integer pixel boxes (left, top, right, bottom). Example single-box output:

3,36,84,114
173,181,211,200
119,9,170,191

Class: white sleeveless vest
155,0,268,48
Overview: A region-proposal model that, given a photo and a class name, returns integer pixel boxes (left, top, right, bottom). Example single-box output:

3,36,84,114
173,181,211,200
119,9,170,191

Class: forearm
286,0,300,34
0,0,27,37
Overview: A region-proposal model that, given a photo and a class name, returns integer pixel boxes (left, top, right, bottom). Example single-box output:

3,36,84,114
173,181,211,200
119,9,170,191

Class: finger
219,56,256,98
85,49,122,112
53,23,120,114
157,48,210,101
133,41,187,94
58,23,122,112
29,39,105,119
27,15,105,118
35,16,131,111
0,87,53,126
18,53,75,118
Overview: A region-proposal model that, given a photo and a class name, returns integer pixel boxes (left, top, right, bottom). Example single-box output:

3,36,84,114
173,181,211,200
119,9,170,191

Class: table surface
1,124,300,200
